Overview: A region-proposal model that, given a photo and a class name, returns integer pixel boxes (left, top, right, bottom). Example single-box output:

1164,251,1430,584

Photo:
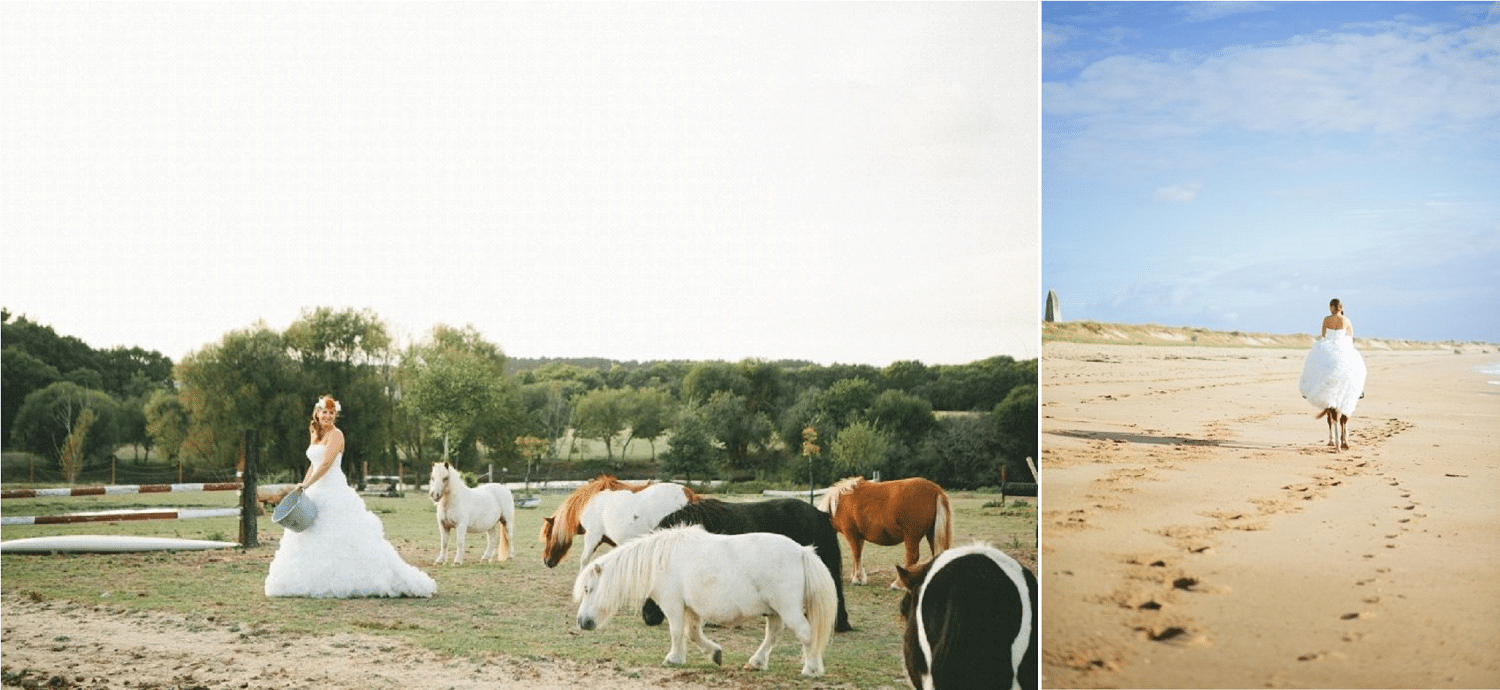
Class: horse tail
800,545,838,660
1315,408,1332,420
932,492,952,555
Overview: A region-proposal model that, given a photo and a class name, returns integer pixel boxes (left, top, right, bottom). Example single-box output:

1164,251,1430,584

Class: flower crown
314,396,342,413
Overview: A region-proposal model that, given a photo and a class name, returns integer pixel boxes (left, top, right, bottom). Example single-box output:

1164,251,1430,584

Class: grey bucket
272,487,317,532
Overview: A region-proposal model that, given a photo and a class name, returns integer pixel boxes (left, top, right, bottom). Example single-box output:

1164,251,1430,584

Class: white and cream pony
428,461,514,565
573,525,837,678
572,482,694,569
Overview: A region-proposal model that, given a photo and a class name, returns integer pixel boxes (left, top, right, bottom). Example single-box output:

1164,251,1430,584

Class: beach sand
1039,340,1500,688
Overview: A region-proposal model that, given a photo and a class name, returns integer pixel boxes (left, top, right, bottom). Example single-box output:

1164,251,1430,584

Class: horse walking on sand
642,497,853,632
817,476,952,587
539,475,700,568
896,543,1038,690
573,525,837,678
429,461,514,565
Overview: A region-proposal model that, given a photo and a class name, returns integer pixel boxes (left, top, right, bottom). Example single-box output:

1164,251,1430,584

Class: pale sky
2,2,1040,367
1043,2,1500,343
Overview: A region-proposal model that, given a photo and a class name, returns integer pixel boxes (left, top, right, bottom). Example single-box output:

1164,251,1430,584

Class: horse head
540,515,580,568
428,461,454,503
573,561,608,630
895,559,933,614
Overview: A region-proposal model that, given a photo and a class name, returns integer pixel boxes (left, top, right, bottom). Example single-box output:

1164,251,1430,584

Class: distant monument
1045,289,1061,322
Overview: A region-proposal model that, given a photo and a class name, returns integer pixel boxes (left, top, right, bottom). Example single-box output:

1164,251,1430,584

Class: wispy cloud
1153,183,1203,203
1178,2,1275,24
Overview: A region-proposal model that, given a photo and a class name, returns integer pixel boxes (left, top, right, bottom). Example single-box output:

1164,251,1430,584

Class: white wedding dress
1298,328,1367,414
264,444,437,598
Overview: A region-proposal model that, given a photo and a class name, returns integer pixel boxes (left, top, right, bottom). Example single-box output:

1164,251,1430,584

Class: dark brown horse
817,476,951,588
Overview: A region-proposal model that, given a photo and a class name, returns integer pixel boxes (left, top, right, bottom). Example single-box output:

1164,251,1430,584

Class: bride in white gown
1299,299,1367,448
265,396,437,598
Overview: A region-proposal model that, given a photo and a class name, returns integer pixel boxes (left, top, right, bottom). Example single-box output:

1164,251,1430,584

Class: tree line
3,307,1036,489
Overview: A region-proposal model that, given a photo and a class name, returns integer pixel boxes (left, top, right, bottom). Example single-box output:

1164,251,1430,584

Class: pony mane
580,525,703,622
816,476,868,515
544,475,648,545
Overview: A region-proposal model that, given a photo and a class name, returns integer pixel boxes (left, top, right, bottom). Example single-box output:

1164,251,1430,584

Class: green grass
2,488,1035,688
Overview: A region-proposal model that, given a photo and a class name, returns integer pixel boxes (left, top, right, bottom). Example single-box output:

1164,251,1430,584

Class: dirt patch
1,596,698,690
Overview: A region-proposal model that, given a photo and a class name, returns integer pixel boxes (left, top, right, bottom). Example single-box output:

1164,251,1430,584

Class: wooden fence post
239,429,259,548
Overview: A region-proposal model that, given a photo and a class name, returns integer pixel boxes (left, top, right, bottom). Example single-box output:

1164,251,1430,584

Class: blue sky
1043,2,1500,343
2,3,1037,366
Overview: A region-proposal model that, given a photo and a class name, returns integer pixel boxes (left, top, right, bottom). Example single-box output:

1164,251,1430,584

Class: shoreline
1039,340,1500,688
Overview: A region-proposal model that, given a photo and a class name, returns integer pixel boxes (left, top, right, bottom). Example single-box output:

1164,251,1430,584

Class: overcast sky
2,2,1039,367
1043,1,1499,343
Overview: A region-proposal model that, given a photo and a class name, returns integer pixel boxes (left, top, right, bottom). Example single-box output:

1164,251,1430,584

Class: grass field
1,486,1036,688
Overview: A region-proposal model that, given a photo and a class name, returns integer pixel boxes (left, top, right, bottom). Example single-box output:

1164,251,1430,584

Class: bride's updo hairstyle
309,395,341,442
1330,298,1343,315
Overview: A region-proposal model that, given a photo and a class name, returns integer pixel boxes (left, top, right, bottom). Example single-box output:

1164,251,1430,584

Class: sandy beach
1039,338,1500,688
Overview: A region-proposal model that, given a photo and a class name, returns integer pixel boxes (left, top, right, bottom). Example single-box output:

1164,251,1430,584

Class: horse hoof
713,650,723,666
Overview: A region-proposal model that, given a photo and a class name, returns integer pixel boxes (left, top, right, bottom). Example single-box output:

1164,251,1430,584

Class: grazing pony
574,525,837,678
641,498,853,632
428,461,514,565
896,544,1038,690
818,476,952,587
1317,407,1351,453
539,475,699,568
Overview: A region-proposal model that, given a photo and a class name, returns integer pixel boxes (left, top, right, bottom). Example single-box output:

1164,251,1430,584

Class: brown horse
540,475,700,568
817,476,951,588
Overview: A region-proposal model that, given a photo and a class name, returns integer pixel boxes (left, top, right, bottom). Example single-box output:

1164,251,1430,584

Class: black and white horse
897,544,1037,690
640,497,853,632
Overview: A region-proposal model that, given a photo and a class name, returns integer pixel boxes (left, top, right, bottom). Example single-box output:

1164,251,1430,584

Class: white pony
573,525,837,678
428,461,514,565
573,483,691,569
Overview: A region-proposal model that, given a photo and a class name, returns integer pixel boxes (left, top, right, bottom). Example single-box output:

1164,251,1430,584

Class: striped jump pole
1,482,244,500
2,507,242,526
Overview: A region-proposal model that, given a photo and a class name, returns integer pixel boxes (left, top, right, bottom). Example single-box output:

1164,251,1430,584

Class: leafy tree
2,347,61,448
59,407,97,484
992,384,1038,477
515,435,550,488
625,386,673,460
916,414,1004,489
11,381,122,475
681,361,749,405
97,346,173,398
284,307,396,475
867,389,936,449
702,390,773,472
115,392,153,462
659,406,716,485
823,377,876,425
930,356,1034,411
738,359,784,416
573,387,630,464
0,313,98,382
777,387,829,454
621,361,691,398
399,324,522,469
881,359,935,396
144,389,190,464
830,421,890,478
175,324,304,475
527,362,605,391
520,379,583,459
